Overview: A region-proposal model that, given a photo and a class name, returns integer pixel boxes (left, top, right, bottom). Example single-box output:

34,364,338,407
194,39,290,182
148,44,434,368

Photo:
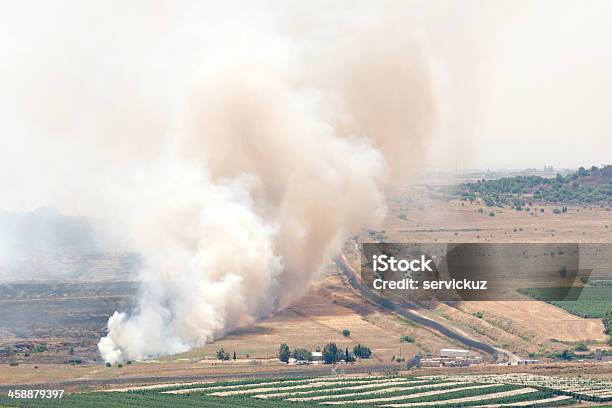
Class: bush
34,344,48,353
353,344,372,359
323,343,338,364
292,348,312,362
105,362,111,367
9,362,18,366
573,343,589,352
400,335,415,343
117,363,123,368
216,348,231,361
488,211,495,217
551,349,576,360
473,311,484,319
278,344,290,363
553,208,562,214
342,329,350,337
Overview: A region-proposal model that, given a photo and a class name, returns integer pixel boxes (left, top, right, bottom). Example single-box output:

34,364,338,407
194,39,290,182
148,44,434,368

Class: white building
440,348,469,358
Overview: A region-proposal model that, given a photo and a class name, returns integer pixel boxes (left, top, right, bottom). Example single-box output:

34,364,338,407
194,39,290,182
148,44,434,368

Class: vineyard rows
2,373,605,407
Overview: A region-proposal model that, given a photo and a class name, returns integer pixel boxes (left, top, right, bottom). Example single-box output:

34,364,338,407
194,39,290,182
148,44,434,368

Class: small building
517,359,540,365
440,348,469,358
420,358,441,368
311,351,323,361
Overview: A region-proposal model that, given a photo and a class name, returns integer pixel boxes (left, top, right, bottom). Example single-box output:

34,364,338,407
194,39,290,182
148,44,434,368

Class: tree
278,343,290,363
292,348,312,362
216,348,230,361
233,350,236,360
323,343,338,364
345,347,354,362
342,329,350,337
602,306,612,335
353,344,372,359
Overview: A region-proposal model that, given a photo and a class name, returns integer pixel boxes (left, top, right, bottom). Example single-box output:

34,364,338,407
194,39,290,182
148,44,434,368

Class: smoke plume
0,1,467,362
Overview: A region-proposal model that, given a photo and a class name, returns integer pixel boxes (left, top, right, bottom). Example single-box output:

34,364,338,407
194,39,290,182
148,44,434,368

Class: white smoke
0,1,471,363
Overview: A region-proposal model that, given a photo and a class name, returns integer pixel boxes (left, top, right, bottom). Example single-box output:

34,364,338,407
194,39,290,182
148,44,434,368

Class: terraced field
0,374,588,407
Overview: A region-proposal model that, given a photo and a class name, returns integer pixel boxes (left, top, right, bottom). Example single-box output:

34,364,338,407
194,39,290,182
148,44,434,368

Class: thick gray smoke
0,1,470,363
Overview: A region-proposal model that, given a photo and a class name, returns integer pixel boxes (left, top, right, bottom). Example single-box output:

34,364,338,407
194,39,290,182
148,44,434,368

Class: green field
518,287,612,318
0,375,587,407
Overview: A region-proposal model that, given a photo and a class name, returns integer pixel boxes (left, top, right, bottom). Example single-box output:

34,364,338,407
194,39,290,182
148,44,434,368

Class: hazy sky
0,0,611,186
469,1,612,169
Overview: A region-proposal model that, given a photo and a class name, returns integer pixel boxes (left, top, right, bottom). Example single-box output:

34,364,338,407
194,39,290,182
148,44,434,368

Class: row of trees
278,343,372,364
278,343,310,363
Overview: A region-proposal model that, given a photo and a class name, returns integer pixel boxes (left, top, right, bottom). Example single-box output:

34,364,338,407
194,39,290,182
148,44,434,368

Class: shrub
551,349,576,360
105,362,111,367
277,344,290,363
9,362,18,366
400,335,415,343
34,344,48,353
217,348,231,361
117,364,123,368
292,348,312,362
473,311,484,319
488,211,495,217
342,329,350,337
574,343,589,352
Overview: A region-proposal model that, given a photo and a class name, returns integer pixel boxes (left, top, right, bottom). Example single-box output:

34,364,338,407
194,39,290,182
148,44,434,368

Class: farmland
518,287,612,318
0,374,597,407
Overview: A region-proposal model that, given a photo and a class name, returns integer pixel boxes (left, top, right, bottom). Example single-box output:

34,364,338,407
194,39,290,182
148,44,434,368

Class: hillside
452,165,612,207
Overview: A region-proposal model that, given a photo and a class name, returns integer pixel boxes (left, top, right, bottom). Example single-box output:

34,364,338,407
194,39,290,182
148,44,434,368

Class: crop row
424,374,612,402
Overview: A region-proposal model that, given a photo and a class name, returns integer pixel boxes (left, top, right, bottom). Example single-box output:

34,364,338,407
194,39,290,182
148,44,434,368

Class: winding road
334,252,520,364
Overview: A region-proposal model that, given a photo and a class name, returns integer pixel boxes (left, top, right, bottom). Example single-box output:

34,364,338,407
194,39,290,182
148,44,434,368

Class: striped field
0,374,592,407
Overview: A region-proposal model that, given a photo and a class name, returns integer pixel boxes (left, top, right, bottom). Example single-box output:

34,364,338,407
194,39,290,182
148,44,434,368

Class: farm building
440,348,469,358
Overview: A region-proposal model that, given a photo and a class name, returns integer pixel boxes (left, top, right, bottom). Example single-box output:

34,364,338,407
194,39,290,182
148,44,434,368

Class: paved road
334,253,520,363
